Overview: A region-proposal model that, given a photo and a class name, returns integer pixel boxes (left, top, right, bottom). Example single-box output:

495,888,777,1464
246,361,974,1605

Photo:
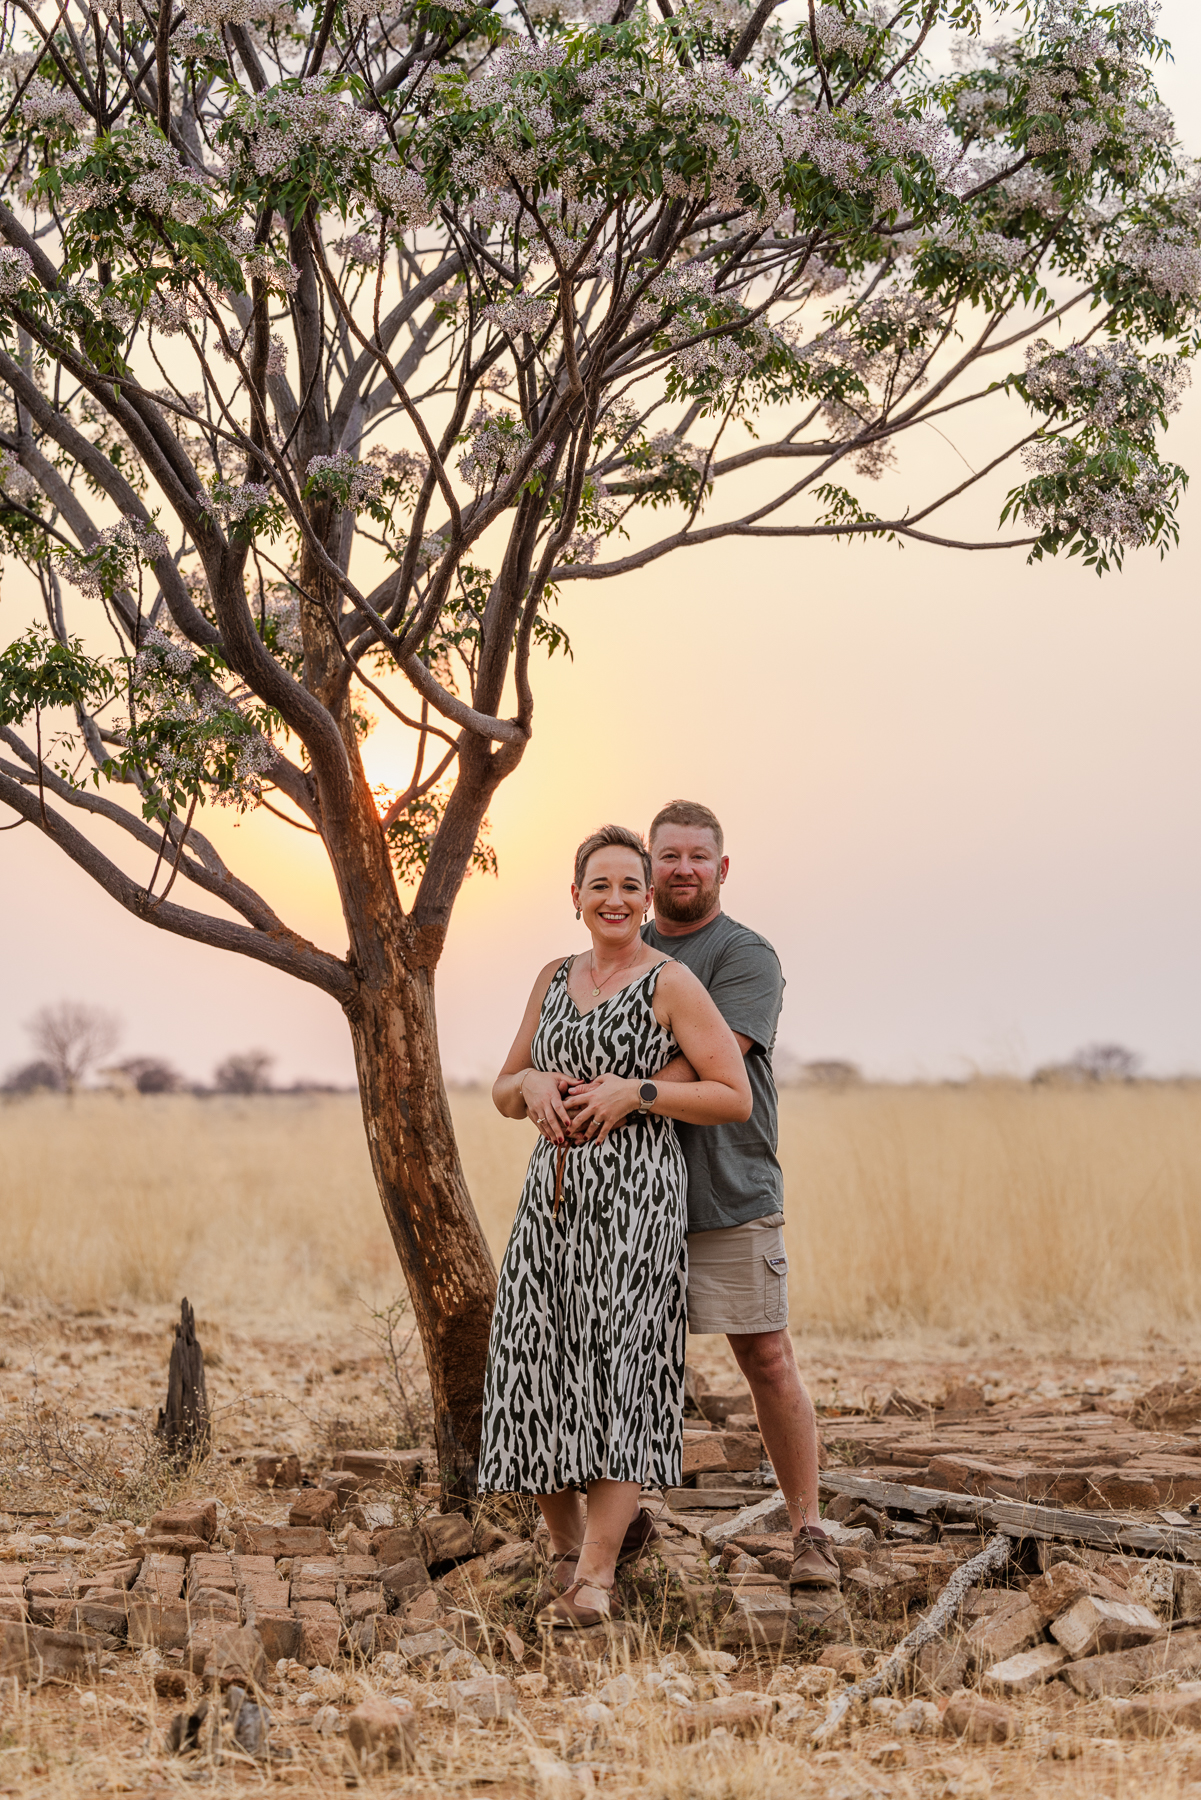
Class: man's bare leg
727,1328,821,1533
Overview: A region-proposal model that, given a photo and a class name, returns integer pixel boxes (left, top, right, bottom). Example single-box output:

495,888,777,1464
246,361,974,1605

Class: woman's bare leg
574,1479,641,1604
536,1489,587,1558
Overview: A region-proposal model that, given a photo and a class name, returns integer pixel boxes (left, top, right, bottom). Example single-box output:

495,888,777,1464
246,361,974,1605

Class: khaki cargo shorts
685,1213,789,1336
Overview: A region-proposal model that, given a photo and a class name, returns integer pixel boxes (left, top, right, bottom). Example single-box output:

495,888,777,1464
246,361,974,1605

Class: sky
4,2,1201,1089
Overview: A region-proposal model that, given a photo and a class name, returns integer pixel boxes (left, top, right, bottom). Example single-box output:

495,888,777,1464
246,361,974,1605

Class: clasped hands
520,1070,642,1146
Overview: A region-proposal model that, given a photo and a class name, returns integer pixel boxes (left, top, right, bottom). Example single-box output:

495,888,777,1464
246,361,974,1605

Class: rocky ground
3,1304,1201,1798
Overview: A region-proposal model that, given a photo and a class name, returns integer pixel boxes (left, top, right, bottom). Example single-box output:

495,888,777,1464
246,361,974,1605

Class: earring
575,908,581,921
643,909,648,921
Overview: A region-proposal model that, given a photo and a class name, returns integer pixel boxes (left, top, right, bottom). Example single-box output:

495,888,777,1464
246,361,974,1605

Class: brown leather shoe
531,1546,580,1614
790,1524,841,1590
617,1506,661,1567
536,1577,616,1630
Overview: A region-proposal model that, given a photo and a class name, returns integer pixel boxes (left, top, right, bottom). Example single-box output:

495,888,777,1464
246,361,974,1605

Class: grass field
4,1081,1201,1346
4,1084,1201,1800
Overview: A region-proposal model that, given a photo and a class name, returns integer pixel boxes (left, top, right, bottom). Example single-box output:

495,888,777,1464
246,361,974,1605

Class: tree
1070,1041,1142,1080
0,0,1197,1487
24,1000,121,1093
213,1047,275,1091
2,1059,63,1094
109,1053,187,1091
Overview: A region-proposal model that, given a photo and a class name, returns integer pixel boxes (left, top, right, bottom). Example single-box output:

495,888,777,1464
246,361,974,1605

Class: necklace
587,949,640,999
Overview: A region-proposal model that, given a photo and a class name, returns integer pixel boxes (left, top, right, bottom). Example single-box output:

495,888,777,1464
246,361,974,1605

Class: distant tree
1070,1042,1142,1081
25,1001,120,1094
214,1049,275,1094
109,1055,186,1094
1032,1042,1143,1084
2,1059,63,1094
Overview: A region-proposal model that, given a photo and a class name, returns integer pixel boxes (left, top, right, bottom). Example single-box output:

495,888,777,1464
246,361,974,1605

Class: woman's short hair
574,824,652,891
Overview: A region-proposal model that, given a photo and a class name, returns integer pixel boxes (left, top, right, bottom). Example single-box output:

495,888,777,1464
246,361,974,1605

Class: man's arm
656,1032,752,1085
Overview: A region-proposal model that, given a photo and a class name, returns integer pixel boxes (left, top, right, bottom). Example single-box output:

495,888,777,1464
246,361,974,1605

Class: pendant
591,987,600,997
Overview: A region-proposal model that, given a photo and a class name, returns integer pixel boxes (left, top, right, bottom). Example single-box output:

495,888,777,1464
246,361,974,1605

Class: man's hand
564,1074,640,1144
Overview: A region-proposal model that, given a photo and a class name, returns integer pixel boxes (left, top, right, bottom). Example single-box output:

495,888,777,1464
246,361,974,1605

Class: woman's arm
566,963,752,1142
493,959,577,1144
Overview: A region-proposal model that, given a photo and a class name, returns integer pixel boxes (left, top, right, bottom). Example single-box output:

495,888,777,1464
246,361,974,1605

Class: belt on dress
550,1112,651,1218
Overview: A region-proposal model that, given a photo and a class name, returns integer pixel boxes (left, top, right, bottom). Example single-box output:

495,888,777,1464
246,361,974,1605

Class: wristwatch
637,1081,658,1114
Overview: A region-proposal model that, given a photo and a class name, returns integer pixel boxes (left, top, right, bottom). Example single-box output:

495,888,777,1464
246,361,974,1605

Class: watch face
640,1082,657,1104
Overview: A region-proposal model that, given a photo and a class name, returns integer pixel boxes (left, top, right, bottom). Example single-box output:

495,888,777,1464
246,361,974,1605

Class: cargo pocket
763,1253,788,1326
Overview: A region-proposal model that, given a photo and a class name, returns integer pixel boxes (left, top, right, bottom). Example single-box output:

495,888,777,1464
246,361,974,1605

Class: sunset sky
5,2,1201,1090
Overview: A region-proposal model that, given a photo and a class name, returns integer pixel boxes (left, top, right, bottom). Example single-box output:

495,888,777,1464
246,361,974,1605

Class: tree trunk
346,928,499,1501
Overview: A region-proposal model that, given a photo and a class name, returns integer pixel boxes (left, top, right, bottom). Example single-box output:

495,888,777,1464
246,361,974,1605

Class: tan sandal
617,1505,661,1567
531,1546,580,1614
536,1576,615,1630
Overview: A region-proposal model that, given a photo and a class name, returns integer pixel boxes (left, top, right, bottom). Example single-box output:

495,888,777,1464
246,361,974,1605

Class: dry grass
4,1082,1201,1343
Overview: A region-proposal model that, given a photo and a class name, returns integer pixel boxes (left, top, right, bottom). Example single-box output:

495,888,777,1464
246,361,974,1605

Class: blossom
19,78,88,133
304,451,383,510
202,480,274,524
1020,435,1180,549
1118,227,1201,302
1024,338,1188,430
0,245,34,300
482,294,555,337
59,517,169,599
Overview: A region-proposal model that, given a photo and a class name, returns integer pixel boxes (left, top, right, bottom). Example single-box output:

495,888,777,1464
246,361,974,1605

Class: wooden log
154,1298,210,1466
812,1532,1011,1746
820,1469,1201,1563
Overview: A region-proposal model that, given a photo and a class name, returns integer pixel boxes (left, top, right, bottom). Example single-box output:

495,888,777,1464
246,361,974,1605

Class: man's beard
656,872,722,924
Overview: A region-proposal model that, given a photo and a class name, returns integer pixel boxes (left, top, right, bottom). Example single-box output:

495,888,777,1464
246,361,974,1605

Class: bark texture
347,946,498,1495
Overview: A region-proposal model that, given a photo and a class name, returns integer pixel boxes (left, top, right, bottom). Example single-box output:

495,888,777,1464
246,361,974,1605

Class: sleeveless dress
478,958,688,1495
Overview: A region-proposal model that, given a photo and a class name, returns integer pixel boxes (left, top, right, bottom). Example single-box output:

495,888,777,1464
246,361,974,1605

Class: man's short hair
648,800,724,856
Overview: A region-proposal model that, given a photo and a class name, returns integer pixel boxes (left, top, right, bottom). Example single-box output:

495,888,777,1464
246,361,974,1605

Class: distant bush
2,1059,63,1094
214,1050,275,1095
107,1057,186,1095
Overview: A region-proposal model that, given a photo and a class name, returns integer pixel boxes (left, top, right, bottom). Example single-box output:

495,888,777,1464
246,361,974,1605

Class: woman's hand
520,1070,577,1145
564,1074,640,1144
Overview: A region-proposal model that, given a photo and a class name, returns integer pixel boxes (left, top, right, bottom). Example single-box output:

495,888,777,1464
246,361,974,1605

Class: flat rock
0,1622,91,1683
968,1595,1044,1666
1061,1626,1201,1698
390,1627,458,1666
1050,1595,1162,1660
700,1492,790,1551
150,1500,218,1543
421,1512,474,1565
193,1623,267,1688
255,1611,303,1663
126,1599,192,1650
334,1448,427,1485
717,1588,796,1650
667,1695,774,1740
449,1675,517,1720
1027,1562,1128,1623
370,1525,423,1567
942,1690,1017,1744
289,1490,337,1529
348,1694,415,1767
982,1643,1068,1695
234,1525,332,1559
1109,1680,1201,1736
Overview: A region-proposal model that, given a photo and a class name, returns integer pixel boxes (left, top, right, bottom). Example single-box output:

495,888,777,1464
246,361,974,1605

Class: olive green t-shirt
642,911,785,1233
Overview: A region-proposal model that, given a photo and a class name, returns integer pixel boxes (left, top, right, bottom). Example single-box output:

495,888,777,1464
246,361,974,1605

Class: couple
478,800,839,1629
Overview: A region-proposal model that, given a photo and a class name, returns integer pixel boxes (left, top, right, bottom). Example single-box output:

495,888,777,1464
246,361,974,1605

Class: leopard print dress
478,957,687,1495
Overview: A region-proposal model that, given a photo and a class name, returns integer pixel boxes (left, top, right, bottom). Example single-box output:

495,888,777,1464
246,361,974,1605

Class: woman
480,823,751,1628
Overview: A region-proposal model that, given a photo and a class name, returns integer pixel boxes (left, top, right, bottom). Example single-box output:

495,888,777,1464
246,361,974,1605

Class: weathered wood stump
155,1298,210,1465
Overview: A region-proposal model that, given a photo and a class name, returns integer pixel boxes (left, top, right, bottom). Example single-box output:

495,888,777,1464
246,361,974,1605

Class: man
642,799,838,1590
